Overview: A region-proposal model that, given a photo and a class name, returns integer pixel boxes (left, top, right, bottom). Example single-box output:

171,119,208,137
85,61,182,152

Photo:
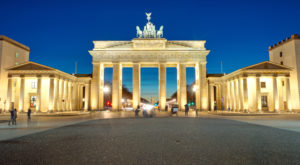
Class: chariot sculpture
136,13,164,39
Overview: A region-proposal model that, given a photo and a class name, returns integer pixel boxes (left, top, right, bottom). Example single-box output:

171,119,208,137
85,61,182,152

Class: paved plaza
1,111,300,164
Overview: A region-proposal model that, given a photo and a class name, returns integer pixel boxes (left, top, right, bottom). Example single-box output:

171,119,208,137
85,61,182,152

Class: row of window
261,81,284,88
13,81,37,89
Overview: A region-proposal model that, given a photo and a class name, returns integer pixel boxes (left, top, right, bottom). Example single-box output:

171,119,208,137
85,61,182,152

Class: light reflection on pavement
1,110,300,141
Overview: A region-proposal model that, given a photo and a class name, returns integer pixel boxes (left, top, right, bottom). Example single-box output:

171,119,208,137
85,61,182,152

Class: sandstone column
256,76,261,112
272,76,279,112
84,84,90,111
230,80,235,111
242,76,248,112
285,76,291,111
159,63,166,111
235,79,240,111
200,63,208,110
19,77,25,112
177,63,186,111
36,76,42,112
6,77,12,111
112,63,122,111
132,63,141,109
238,77,244,111
79,85,83,110
67,82,72,111
227,81,231,110
49,76,55,112
216,85,222,110
209,84,214,111
195,63,201,109
53,78,59,111
91,63,104,110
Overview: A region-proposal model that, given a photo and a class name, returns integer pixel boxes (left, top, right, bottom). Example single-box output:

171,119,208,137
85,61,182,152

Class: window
30,96,37,107
261,96,268,107
280,61,283,65
16,52,19,58
282,81,285,86
280,52,283,57
261,82,266,88
31,81,37,89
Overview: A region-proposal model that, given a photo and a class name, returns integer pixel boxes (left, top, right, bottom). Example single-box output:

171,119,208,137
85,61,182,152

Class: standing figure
13,108,17,125
135,105,140,117
185,104,189,117
195,108,198,117
27,108,32,120
8,108,14,125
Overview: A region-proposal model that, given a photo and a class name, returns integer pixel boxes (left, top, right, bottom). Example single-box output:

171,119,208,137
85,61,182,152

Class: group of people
185,104,198,117
8,108,32,125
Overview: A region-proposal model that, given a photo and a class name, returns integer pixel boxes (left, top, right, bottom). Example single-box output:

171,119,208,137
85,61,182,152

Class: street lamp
103,86,110,93
192,85,197,92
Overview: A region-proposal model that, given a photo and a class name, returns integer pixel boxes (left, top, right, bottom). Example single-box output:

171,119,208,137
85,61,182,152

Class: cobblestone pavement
1,112,300,164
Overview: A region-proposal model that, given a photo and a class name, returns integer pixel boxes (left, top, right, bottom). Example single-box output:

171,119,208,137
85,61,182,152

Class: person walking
185,104,189,117
8,108,14,125
13,108,17,125
27,108,32,120
195,108,198,117
135,105,140,117
165,105,168,112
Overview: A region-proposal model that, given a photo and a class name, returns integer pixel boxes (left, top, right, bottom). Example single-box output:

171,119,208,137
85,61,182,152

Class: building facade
0,36,29,111
0,16,298,113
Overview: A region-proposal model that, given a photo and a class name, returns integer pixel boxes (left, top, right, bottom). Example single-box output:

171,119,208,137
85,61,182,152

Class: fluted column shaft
112,63,122,111
256,76,261,112
286,76,291,111
132,63,141,109
177,63,186,111
159,63,166,111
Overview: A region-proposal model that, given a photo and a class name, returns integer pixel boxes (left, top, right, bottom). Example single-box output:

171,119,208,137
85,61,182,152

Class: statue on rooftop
136,12,164,39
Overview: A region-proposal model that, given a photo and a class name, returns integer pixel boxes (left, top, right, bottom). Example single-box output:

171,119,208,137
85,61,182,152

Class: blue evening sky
1,0,300,101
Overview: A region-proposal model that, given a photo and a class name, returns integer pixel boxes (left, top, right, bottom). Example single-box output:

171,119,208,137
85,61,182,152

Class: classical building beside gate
0,14,299,113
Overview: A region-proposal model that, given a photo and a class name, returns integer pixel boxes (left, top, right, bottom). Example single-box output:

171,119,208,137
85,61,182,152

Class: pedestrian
8,108,14,125
165,105,168,112
27,108,32,120
13,108,17,125
185,104,189,117
135,105,140,117
195,108,198,117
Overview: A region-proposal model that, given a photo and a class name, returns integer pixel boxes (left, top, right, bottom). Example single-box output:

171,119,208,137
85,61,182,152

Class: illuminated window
261,82,266,88
30,96,37,107
16,52,19,58
280,52,283,57
31,81,37,89
280,61,283,65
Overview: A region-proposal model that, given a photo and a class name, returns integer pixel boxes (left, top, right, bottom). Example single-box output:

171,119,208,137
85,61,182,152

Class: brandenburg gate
89,13,210,111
